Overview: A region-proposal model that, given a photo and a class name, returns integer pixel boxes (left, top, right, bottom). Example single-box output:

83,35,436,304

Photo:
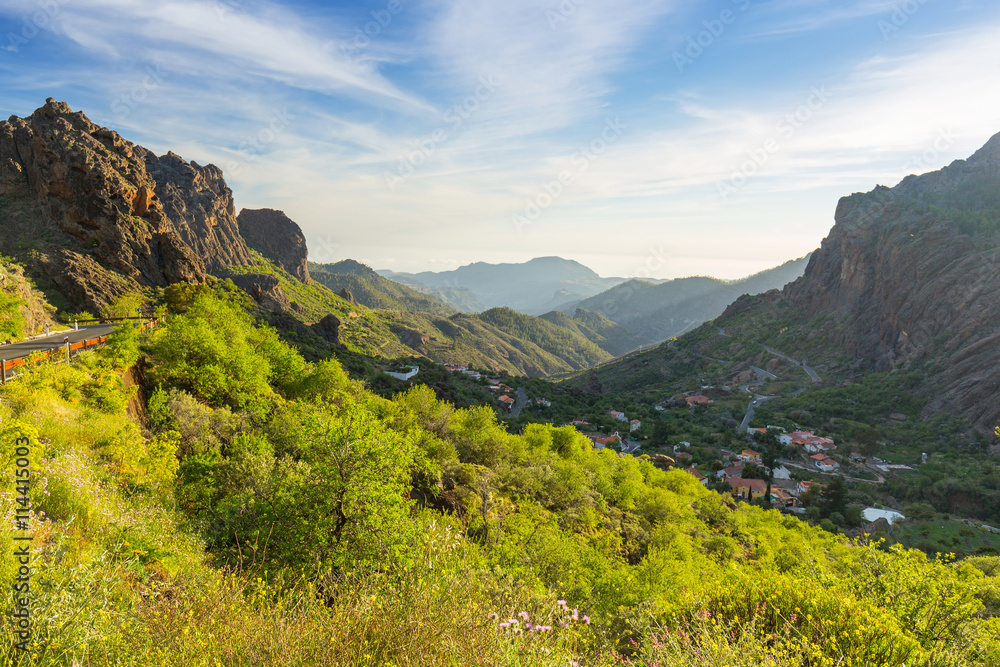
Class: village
409,361,923,528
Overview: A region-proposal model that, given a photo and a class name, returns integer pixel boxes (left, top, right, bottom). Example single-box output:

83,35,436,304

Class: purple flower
583,615,591,625
557,599,567,606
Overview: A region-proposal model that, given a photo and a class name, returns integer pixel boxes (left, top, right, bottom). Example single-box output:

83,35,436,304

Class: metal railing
0,319,158,384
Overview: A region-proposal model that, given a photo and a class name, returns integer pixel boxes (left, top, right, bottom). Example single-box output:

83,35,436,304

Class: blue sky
2,0,999,279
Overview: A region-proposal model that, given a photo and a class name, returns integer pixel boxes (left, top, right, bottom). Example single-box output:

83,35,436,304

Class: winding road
509,387,529,418
762,345,821,383
0,325,118,359
737,394,777,433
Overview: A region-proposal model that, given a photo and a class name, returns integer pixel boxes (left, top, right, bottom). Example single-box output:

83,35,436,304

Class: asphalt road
763,345,821,382
621,439,642,455
0,325,118,363
509,387,529,418
737,394,777,433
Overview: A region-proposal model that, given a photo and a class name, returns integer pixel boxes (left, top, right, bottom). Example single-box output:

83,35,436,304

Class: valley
2,99,1000,666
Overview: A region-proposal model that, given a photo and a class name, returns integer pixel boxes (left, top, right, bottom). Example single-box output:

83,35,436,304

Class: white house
630,419,641,432
609,410,627,421
386,365,419,381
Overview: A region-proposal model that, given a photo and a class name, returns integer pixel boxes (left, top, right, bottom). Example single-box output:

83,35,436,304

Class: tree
818,476,848,519
0,289,25,341
858,425,881,456
102,291,146,319
261,400,419,574
146,293,305,416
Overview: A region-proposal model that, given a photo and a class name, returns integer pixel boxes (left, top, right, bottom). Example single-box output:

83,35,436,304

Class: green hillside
1,291,998,666
561,257,810,344
309,260,458,316
539,308,647,357
474,307,612,370
228,255,613,376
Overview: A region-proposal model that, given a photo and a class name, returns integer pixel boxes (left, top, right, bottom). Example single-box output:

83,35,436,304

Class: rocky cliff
237,208,310,282
0,99,253,311
718,132,1000,431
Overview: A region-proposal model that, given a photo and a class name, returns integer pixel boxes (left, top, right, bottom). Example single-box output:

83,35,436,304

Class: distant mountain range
557,256,810,343
378,256,629,315
378,254,809,349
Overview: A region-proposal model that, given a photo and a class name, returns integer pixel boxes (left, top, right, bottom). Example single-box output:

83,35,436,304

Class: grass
878,516,1000,557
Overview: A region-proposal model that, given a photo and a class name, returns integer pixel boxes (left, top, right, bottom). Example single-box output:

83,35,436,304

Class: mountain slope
379,256,625,314
583,133,1000,431
557,257,809,344
0,99,254,311
309,260,458,316
538,308,648,357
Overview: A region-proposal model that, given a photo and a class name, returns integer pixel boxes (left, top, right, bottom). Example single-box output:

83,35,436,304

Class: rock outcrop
236,208,310,282
228,273,291,313
718,131,1000,432
0,99,254,312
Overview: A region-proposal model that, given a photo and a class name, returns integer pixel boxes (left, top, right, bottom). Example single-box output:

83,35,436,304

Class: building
796,480,824,496
386,365,419,381
804,441,837,454
727,477,767,500
715,462,746,479
609,410,627,421
811,453,840,471
738,449,762,463
535,398,551,407
444,363,468,372
630,419,641,432
592,433,623,450
771,487,799,508
498,394,515,411
685,467,708,486
861,507,905,525
571,419,591,427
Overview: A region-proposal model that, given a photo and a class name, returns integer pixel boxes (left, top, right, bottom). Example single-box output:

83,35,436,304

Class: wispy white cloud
0,0,429,110
2,0,999,280
739,0,900,39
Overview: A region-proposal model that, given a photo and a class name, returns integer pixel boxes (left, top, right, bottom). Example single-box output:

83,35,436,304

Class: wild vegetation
2,289,1000,665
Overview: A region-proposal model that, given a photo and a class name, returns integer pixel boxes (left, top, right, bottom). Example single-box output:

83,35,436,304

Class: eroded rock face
228,273,290,313
0,99,253,311
720,131,1000,432
236,208,310,282
315,313,342,344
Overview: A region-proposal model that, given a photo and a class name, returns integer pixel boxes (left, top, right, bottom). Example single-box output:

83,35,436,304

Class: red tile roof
727,477,767,494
